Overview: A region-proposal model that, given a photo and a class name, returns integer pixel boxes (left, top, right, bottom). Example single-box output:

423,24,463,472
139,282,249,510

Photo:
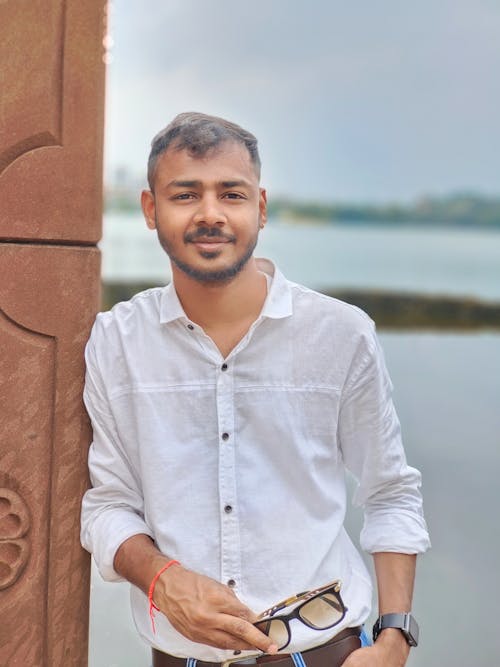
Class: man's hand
114,535,277,652
341,629,410,667
153,564,278,653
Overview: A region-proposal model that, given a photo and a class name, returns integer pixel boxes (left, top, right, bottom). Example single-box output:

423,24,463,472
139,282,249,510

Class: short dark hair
147,112,261,190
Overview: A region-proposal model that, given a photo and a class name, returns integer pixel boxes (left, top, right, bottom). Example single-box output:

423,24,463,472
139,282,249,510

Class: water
102,213,500,300
90,216,500,666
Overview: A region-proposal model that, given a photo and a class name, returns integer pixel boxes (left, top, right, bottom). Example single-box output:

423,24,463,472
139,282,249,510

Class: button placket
216,362,241,590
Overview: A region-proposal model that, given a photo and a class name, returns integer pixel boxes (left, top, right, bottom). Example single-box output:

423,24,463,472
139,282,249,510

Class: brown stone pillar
0,2,105,665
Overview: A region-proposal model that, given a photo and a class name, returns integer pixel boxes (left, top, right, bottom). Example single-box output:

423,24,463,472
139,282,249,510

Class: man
81,112,430,667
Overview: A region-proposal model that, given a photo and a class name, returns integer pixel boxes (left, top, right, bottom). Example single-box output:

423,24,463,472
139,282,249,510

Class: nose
193,194,227,226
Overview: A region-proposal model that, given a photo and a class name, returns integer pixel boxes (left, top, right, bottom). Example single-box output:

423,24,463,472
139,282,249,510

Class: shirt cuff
82,508,154,582
360,509,431,554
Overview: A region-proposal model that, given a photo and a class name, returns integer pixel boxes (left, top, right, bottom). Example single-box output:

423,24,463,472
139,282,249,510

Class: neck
171,257,268,329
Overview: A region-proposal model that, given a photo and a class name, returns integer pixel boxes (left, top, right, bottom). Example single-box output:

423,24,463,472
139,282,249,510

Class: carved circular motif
0,488,31,589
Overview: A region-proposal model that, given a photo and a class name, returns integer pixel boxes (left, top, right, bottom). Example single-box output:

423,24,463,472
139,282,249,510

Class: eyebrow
166,179,252,189
220,180,251,188
167,180,201,188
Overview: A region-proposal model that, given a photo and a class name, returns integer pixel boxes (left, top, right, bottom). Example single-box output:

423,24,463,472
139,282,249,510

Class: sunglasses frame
254,579,347,651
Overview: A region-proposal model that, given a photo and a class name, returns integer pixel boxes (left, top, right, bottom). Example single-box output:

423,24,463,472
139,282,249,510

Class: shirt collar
256,258,293,320
159,281,187,324
159,257,293,324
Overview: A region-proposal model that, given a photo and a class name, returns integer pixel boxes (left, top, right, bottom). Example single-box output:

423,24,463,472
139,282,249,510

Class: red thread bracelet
148,559,180,634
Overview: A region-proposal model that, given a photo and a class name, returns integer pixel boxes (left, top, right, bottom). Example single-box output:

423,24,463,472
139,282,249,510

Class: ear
258,188,267,229
141,189,157,230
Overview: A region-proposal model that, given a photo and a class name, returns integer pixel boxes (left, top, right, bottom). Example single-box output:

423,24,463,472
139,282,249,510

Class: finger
216,598,259,624
220,614,279,654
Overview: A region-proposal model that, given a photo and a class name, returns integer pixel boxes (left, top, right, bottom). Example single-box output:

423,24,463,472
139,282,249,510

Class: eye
223,192,246,200
172,193,196,200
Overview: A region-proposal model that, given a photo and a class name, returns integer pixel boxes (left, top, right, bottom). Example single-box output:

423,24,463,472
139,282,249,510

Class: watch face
406,615,419,646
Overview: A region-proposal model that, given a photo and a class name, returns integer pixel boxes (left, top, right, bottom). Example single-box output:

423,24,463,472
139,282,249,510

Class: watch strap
373,612,419,647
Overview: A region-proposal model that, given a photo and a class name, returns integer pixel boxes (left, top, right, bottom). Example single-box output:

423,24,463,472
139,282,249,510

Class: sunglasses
254,580,347,651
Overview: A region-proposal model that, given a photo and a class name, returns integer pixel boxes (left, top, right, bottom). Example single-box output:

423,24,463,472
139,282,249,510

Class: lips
192,237,230,244
192,239,231,254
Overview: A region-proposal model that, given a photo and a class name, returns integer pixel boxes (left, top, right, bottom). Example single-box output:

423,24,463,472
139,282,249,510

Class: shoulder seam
289,282,375,324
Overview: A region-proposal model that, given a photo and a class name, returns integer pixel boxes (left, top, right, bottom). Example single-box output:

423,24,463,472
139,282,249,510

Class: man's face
142,141,267,285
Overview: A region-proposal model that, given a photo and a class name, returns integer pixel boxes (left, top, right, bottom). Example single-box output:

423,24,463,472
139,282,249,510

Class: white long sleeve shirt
81,258,430,661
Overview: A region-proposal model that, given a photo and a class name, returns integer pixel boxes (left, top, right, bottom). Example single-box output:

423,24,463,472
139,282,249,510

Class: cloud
105,0,500,200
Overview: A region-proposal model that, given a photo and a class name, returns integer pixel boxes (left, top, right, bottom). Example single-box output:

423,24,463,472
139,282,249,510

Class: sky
104,0,500,203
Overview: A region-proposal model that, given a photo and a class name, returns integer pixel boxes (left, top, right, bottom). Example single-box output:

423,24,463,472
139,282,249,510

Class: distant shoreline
101,282,500,329
104,191,500,229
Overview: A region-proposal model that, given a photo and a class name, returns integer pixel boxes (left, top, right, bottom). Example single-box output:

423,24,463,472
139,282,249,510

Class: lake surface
102,213,500,301
89,216,500,666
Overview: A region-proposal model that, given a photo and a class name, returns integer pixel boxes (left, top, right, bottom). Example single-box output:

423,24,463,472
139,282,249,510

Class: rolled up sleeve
338,323,431,554
80,319,153,581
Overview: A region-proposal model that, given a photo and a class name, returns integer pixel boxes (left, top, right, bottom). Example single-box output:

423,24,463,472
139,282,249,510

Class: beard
156,222,259,285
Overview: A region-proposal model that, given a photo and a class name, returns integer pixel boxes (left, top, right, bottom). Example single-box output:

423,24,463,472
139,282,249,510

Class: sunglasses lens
255,618,290,650
298,593,344,629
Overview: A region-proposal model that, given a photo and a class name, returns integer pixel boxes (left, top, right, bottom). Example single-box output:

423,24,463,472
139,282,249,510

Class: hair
147,112,261,190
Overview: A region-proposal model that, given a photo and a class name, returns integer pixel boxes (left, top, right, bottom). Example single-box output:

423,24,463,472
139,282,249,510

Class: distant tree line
267,193,500,227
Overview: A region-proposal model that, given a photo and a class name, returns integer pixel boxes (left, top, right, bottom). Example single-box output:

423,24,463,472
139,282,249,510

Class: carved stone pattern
0,304,54,602
0,487,31,589
0,0,65,174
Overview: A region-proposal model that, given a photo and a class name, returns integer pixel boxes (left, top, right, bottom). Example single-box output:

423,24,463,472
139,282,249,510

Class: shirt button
187,324,194,330
221,363,228,371
224,505,233,513
233,650,242,656
227,579,236,587
222,432,229,441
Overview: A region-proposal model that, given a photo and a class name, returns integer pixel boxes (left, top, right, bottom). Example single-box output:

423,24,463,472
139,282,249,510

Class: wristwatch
372,613,419,647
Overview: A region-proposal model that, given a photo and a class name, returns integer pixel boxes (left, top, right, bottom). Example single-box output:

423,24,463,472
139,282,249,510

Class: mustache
184,227,236,243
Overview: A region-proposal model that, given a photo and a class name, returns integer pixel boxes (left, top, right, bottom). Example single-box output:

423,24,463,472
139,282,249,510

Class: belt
152,627,362,667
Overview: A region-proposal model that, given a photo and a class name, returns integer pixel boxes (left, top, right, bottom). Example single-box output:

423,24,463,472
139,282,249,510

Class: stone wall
0,2,105,664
